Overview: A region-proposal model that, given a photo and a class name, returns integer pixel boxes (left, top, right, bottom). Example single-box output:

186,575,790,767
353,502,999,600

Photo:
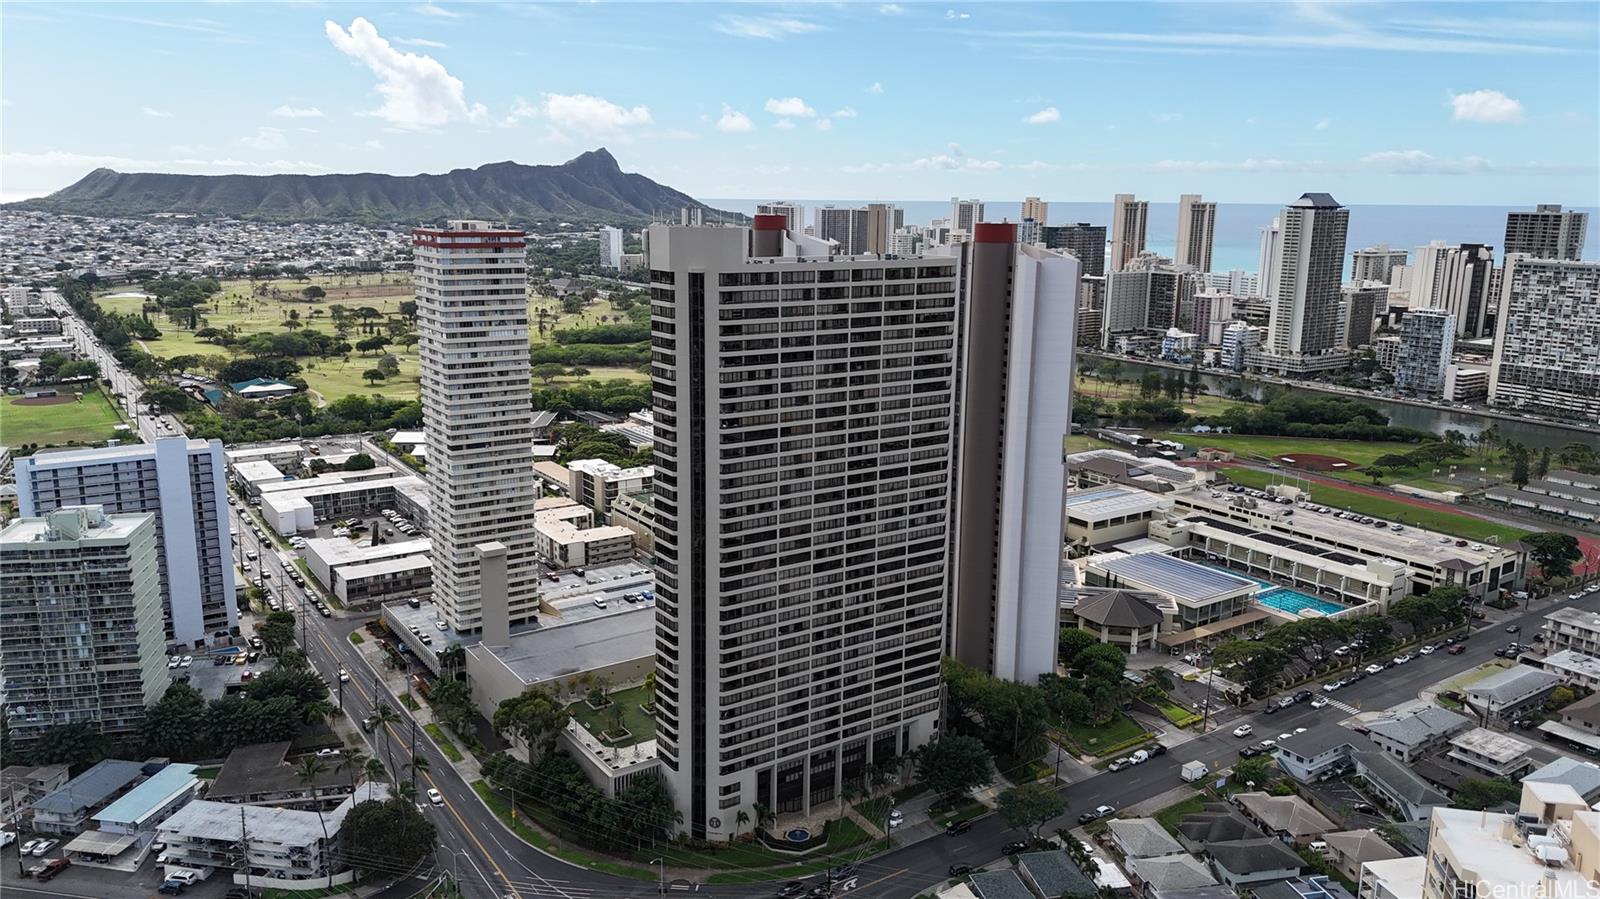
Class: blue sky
2,1,1597,206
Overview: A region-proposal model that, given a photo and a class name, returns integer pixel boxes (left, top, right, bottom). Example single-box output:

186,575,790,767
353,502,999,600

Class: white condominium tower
1257,215,1283,300
15,437,236,647
1503,204,1588,261
1021,196,1048,224
648,215,955,840
1408,241,1496,338
1394,308,1457,398
1489,257,1600,422
951,197,985,234
1265,193,1349,358
598,226,625,270
0,506,169,744
414,221,541,632
1174,194,1216,272
950,224,1079,684
756,201,805,234
1110,193,1148,272
1351,245,1408,283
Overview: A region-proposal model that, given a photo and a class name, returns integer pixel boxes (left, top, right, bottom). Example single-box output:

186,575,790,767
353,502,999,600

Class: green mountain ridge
8,148,737,225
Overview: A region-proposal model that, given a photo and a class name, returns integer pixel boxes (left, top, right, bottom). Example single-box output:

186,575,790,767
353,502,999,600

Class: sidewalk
348,628,484,783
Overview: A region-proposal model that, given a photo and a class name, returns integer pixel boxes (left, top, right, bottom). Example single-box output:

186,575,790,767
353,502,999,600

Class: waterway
1089,356,1597,453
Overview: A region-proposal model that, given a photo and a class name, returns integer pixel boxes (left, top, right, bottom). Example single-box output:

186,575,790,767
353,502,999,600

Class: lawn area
1164,432,1419,467
1065,434,1121,454
100,278,648,404
1059,714,1148,756
566,684,656,745
424,723,464,762
0,386,127,448
192,766,221,780
1078,376,1247,416
347,632,364,645
399,693,419,711
1153,795,1207,835
1222,467,1528,543
853,796,892,827
1154,699,1203,728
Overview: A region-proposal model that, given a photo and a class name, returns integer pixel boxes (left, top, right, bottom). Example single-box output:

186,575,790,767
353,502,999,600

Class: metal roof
31,759,145,815
1096,552,1255,602
94,764,198,825
1062,486,1166,519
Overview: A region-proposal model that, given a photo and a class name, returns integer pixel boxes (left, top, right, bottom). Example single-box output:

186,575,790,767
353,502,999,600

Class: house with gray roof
1233,792,1336,845
1071,589,1168,652
1176,805,1262,850
1149,888,1241,899
1464,665,1562,722
1524,757,1600,802
1254,874,1357,899
1017,851,1099,899
1204,838,1305,888
1351,750,1451,821
1128,853,1219,893
1363,706,1471,762
969,870,1038,899
1273,729,1375,782
1318,829,1403,882
30,759,146,834
1107,817,1187,859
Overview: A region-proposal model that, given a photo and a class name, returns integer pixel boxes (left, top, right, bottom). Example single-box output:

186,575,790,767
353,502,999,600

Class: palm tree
336,749,369,791
364,757,388,785
733,810,750,845
752,801,774,833
370,701,401,775
295,756,334,889
394,780,418,803
301,699,335,729
405,754,431,793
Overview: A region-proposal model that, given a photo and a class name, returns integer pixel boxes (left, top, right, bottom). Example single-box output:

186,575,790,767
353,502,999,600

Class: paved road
226,497,1600,899
44,295,185,443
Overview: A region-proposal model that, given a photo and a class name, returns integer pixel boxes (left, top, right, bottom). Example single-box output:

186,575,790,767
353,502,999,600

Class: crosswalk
1324,698,1360,715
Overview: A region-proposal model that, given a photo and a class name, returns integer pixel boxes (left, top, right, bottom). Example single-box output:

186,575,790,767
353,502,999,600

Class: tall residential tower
647,217,955,840
414,221,541,632
1503,204,1588,261
1175,194,1216,272
1489,257,1600,422
1256,193,1350,374
1110,194,1148,273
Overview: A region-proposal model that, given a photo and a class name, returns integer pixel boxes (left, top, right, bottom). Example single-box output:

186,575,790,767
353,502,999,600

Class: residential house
1255,875,1359,899
1108,817,1186,859
1523,757,1600,803
29,760,147,834
205,742,353,808
1445,728,1534,779
1233,792,1336,846
1017,851,1100,899
1362,706,1470,763
1128,854,1220,894
0,764,70,825
969,870,1039,899
1175,805,1261,851
1462,665,1561,722
1318,830,1403,883
1274,730,1372,782
1350,750,1451,822
1204,839,1305,888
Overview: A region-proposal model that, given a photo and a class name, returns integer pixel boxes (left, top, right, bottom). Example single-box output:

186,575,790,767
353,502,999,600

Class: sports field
1167,432,1511,492
0,386,126,448
1222,467,1527,544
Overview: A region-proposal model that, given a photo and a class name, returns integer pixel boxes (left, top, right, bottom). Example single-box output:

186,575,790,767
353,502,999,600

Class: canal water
1093,358,1595,453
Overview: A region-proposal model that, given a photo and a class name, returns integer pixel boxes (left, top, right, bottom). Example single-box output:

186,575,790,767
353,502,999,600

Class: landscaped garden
565,684,656,744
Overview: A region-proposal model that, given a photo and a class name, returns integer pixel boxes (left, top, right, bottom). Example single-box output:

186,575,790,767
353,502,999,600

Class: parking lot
2,840,243,899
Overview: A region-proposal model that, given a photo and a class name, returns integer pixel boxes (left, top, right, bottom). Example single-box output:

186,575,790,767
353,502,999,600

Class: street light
649,857,666,895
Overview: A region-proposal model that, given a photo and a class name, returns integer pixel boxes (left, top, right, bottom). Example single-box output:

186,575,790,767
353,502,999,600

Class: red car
1448,645,1466,655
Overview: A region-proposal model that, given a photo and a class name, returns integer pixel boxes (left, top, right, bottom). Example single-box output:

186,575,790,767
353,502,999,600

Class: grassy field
1222,467,1528,543
1059,714,1148,755
1077,375,1246,416
1168,432,1510,492
0,386,126,447
1065,434,1121,454
97,276,648,403
566,684,656,744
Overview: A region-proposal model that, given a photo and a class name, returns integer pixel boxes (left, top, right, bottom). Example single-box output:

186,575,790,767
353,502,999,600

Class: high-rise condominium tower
864,203,904,255
0,506,169,744
15,437,236,646
1394,308,1457,398
1257,215,1283,301
951,198,985,234
1021,196,1048,225
1265,193,1349,359
1351,245,1408,283
1042,223,1107,277
1408,242,1497,338
1489,257,1600,422
598,226,624,270
815,205,868,255
950,224,1078,684
756,201,805,234
648,217,955,840
1175,194,1216,272
414,221,540,632
1503,204,1588,261
1110,194,1148,273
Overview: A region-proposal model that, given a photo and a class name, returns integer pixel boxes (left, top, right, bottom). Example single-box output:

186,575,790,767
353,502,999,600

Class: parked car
1449,645,1466,655
1419,644,1436,655
1233,724,1254,738
1238,746,1260,758
947,865,974,877
828,863,857,881
1365,663,1385,674
30,838,57,856
1107,758,1129,772
1263,702,1280,715
1506,624,1521,633
887,809,904,828
945,819,973,835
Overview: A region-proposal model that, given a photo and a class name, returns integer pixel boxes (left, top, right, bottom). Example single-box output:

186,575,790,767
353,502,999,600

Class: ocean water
703,199,1599,274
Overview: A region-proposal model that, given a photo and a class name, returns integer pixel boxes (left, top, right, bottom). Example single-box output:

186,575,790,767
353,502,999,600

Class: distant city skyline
2,2,1597,204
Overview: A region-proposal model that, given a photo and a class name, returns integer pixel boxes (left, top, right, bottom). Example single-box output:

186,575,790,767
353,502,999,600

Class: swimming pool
1256,587,1346,617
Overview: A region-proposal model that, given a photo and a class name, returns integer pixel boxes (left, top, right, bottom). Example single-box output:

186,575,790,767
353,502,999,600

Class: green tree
1366,466,1386,485
1535,447,1552,479
258,610,298,656
1454,777,1521,810
1512,453,1531,489
25,722,110,771
302,285,326,301
1525,532,1582,580
533,362,566,385
339,796,437,879
343,453,377,471
362,368,386,386
915,734,994,804
368,702,402,775
140,385,193,414
1057,628,1098,667
493,687,570,760
428,678,475,735
405,753,431,792
995,783,1066,839
377,354,401,379
356,336,388,355
141,683,209,759
1233,756,1275,787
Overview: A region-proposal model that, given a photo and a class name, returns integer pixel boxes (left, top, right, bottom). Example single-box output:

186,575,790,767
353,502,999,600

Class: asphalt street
43,293,184,443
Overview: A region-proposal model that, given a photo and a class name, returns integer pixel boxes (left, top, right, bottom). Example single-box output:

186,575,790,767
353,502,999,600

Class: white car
30,838,57,856
1232,724,1254,738
1309,697,1330,709
1393,653,1414,665
436,620,448,630
338,669,349,683
1322,682,1341,692
428,788,444,806
18,838,40,855
168,655,181,669
1294,727,1308,734
1278,733,1293,742
887,809,904,828
180,655,193,668
0,832,15,849
1365,663,1385,675
1419,645,1436,655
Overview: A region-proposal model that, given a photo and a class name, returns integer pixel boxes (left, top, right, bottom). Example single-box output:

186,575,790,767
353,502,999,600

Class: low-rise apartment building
302,537,432,605
30,759,147,834
1363,706,1471,763
566,458,651,515
1445,728,1534,779
1543,607,1600,655
1464,665,1562,721
533,501,635,569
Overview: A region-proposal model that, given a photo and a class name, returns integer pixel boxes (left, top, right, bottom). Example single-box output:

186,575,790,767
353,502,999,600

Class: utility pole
239,805,254,898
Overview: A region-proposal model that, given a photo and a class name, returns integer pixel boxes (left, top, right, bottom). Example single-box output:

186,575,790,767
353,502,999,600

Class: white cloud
866,82,884,94
413,3,460,18
1,150,328,174
1024,106,1061,125
364,139,385,150
540,93,652,139
842,150,1002,174
879,3,906,13
764,96,816,118
815,118,832,131
965,26,1565,55
272,104,325,119
832,106,858,118
1314,118,1332,130
324,17,486,130
394,37,448,48
240,127,288,150
773,119,797,130
713,15,822,40
498,96,539,128
1360,149,1491,173
142,107,173,118
945,9,970,20
715,105,755,133
1449,89,1524,123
